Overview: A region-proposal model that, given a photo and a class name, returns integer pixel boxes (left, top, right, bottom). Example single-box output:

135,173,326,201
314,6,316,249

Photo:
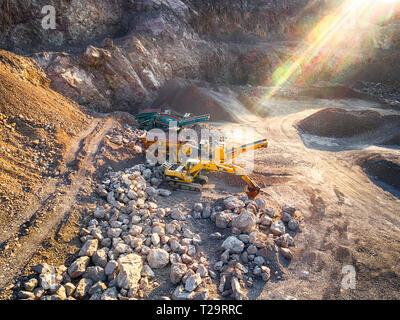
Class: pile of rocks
105,123,146,153
188,195,303,300
13,159,303,300
13,164,212,300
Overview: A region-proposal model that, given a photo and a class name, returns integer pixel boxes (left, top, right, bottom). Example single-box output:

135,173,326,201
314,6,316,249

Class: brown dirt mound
0,50,90,232
297,108,384,138
152,78,239,122
360,155,400,191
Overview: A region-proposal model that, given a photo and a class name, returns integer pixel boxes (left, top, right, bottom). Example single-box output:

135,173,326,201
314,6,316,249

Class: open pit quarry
0,0,399,301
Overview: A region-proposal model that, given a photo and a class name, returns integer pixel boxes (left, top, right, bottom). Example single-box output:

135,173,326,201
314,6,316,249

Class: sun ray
258,0,400,105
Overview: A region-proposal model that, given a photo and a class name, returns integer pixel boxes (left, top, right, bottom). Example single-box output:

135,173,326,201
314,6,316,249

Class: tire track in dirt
0,115,115,291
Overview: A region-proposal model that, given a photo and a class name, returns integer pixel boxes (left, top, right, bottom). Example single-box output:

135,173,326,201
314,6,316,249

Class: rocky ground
8,122,303,300
1,0,400,302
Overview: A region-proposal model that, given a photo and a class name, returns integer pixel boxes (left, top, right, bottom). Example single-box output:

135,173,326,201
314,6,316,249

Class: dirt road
0,115,115,293
224,98,400,299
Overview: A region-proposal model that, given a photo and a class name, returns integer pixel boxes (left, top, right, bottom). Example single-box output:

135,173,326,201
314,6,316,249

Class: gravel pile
354,81,400,108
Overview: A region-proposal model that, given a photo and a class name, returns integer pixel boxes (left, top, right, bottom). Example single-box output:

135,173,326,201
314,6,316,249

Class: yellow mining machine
162,159,262,198
139,132,268,198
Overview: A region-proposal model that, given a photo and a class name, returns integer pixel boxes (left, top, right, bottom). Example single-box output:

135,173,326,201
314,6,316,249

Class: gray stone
270,220,286,236
24,278,38,292
129,225,143,236
282,212,292,223
89,281,107,296
215,211,232,229
232,210,256,234
260,215,272,226
172,285,193,300
18,291,36,300
101,287,119,300
265,207,275,217
254,256,265,266
221,249,230,263
74,278,93,299
281,248,293,259
170,263,187,284
84,266,107,283
238,234,250,243
255,198,267,211
141,264,155,278
231,276,245,300
202,206,211,219
107,228,122,238
53,285,67,300
275,233,294,248
64,282,76,296
40,266,63,291
158,189,171,197
282,205,296,215
288,219,299,231
223,196,245,210
105,260,118,276
196,265,208,278
117,254,143,289
94,207,105,219
68,256,90,279
184,273,202,292
147,248,170,269
221,236,245,254
170,208,186,221
261,266,271,281
193,203,203,212
92,248,108,268
247,245,258,255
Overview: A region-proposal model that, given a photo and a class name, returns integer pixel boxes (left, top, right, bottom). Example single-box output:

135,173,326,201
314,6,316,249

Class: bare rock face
1,0,308,114
117,254,143,290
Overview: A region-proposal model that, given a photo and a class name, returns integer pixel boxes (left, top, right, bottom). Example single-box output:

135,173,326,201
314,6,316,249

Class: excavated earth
0,0,400,301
